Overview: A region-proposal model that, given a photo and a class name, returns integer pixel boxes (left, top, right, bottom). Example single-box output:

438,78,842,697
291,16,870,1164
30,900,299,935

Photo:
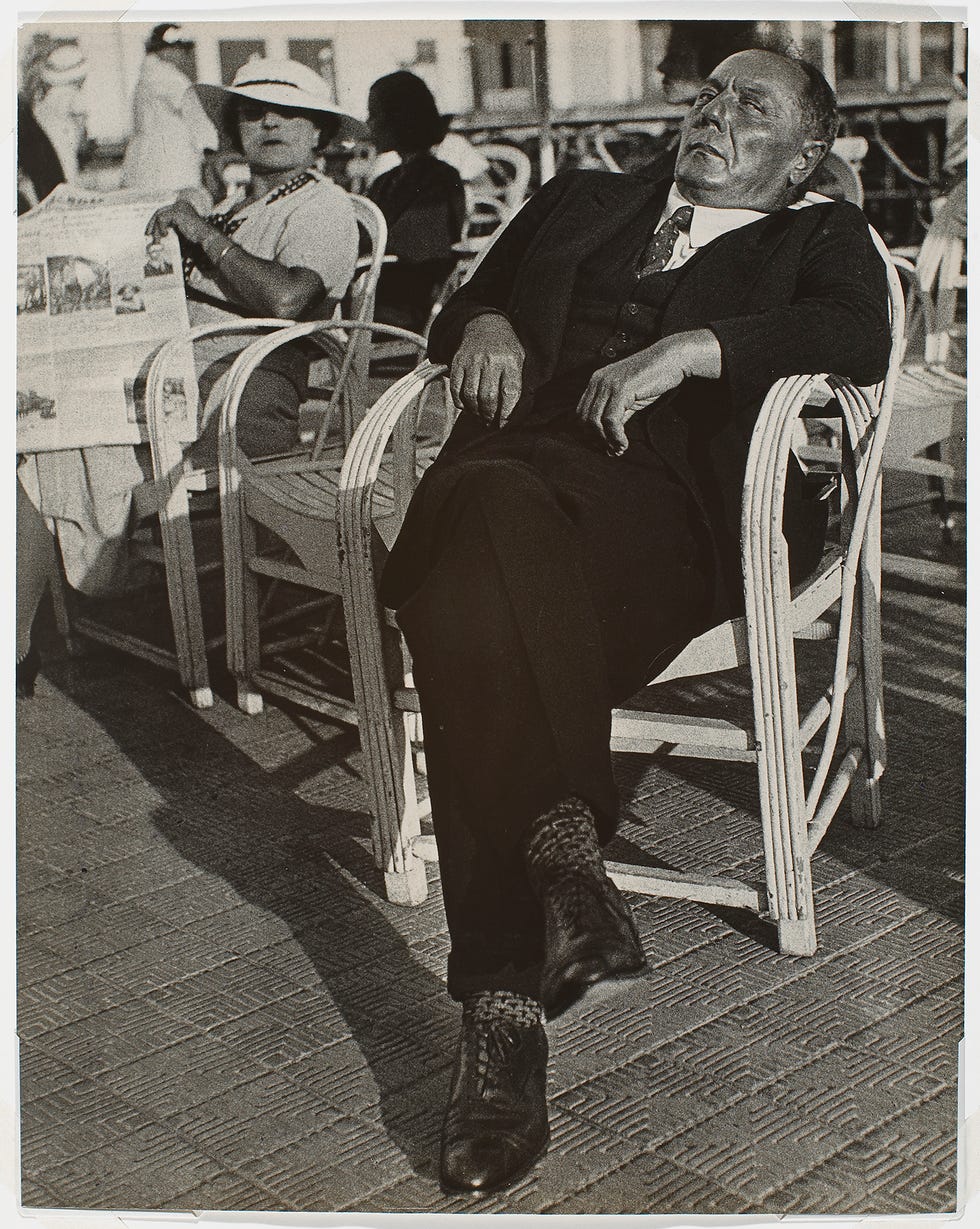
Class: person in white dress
121,24,218,193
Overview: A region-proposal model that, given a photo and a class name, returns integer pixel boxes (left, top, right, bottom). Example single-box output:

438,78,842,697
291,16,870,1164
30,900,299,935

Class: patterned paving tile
656,1044,947,1206
15,510,964,1216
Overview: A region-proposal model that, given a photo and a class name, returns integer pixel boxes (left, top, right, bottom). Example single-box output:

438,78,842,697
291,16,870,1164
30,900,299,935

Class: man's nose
698,91,731,129
260,109,281,127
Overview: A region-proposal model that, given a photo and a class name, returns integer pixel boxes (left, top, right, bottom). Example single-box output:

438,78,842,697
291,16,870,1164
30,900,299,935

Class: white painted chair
883,188,965,541
474,142,532,217
68,195,387,709
219,320,430,725
338,239,905,933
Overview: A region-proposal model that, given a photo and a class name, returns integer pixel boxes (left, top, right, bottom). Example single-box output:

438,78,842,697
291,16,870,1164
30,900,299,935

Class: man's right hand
449,313,525,427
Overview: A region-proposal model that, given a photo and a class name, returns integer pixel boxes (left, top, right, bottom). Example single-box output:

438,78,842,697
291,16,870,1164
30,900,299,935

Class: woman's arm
147,198,326,319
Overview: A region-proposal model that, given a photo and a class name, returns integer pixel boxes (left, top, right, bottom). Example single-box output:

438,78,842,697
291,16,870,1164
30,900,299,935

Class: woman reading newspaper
17,59,363,697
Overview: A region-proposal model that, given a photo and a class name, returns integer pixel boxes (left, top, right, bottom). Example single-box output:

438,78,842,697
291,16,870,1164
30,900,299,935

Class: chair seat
243,449,401,577
885,364,966,464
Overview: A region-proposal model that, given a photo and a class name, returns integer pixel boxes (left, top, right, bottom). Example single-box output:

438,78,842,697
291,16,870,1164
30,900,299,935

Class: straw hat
37,42,87,88
196,58,365,144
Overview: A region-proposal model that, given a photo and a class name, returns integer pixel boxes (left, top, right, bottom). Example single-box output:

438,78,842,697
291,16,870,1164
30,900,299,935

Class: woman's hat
37,42,87,88
146,24,195,54
196,58,366,144
368,70,451,152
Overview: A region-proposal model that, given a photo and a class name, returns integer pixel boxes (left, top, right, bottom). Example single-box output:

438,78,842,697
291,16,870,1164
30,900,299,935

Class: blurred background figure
121,23,218,193
366,70,468,332
18,36,88,210
656,20,758,102
941,70,967,192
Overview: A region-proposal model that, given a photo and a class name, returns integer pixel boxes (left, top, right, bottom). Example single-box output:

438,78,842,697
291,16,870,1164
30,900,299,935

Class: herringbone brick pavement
14,499,965,1217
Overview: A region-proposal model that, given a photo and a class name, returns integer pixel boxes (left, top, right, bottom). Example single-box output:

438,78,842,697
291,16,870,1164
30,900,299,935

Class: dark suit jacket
426,169,892,611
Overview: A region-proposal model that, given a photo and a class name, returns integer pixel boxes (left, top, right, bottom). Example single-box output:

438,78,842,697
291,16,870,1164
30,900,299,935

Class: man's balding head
674,49,838,212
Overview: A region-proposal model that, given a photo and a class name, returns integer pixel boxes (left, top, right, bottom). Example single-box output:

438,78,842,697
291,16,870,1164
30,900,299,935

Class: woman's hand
576,329,722,455
450,313,526,427
146,199,209,247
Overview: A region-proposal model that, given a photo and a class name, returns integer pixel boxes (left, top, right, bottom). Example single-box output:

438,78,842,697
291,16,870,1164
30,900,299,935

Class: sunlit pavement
15,479,964,1215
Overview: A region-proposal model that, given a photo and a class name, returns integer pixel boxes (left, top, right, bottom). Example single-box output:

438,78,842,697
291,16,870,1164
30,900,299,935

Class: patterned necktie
636,205,694,277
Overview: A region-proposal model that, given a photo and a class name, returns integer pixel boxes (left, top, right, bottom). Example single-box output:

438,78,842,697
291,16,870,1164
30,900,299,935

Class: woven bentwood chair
339,233,905,939
218,320,429,723
66,195,388,710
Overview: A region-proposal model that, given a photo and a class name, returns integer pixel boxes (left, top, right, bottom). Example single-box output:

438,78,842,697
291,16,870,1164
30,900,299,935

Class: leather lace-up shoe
440,1007,549,1194
537,871,647,1020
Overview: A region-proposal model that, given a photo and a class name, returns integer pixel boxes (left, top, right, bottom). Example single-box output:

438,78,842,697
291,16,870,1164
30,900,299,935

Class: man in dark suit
380,49,892,1195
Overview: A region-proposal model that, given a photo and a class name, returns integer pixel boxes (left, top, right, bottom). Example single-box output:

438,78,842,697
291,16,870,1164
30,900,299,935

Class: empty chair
219,320,430,728
883,183,966,542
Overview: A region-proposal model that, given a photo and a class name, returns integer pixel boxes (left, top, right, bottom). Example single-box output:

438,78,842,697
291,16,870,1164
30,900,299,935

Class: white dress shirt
660,183,828,270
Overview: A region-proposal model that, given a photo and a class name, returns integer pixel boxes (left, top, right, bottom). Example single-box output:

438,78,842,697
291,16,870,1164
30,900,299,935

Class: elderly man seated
379,48,891,1194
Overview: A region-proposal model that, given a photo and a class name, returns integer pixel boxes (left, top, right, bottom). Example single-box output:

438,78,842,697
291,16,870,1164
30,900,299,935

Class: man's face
674,50,824,211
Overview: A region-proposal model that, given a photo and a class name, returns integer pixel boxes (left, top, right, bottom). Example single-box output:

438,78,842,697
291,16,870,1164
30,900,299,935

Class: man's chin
674,163,729,199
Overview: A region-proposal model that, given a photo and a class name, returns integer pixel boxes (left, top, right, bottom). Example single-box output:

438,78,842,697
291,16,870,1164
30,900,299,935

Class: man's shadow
50,653,455,1184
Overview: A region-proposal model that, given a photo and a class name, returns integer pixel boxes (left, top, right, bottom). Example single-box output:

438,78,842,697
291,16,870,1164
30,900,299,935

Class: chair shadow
49,652,453,1187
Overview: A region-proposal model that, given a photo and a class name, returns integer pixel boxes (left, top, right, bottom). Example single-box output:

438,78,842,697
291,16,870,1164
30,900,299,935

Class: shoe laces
473,1018,524,1099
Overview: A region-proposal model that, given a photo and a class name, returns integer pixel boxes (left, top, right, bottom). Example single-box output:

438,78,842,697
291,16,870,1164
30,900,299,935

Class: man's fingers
476,362,503,424
601,401,629,455
498,364,523,425
448,355,468,410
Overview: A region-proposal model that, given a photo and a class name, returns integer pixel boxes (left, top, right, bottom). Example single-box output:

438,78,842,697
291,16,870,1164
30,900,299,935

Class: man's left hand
575,329,722,455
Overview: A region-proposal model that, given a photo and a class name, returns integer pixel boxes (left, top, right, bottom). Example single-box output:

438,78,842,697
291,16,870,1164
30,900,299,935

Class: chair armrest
216,319,427,491
337,361,448,600
741,373,888,614
144,318,293,487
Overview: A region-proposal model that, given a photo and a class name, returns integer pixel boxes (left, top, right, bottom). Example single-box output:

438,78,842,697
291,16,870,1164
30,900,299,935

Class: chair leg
749,572,817,956
924,443,955,543
47,553,78,656
225,496,264,716
847,490,885,829
342,545,427,906
157,481,213,709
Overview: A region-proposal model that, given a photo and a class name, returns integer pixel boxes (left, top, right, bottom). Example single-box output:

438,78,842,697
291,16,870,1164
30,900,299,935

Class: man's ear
790,139,829,186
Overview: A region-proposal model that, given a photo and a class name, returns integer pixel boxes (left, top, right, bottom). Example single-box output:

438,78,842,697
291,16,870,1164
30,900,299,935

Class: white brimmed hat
195,58,365,144
38,42,87,87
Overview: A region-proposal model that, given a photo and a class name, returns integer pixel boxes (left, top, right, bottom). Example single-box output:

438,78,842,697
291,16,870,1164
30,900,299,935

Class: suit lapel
661,209,795,331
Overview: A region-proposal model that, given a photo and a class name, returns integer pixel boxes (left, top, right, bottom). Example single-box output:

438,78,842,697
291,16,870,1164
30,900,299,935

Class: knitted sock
525,795,606,887
463,989,544,1030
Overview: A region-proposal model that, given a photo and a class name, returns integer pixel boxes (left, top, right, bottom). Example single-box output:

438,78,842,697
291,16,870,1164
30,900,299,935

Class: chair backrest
476,143,532,216
348,194,388,329
910,187,966,368
309,194,388,452
868,226,908,401
462,192,509,245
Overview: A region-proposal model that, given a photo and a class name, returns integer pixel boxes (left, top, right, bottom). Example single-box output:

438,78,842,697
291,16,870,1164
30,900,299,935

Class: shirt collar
667,183,768,249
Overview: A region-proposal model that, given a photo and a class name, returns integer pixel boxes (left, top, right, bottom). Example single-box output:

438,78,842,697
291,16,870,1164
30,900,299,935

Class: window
287,38,338,103
219,40,266,85
919,22,957,81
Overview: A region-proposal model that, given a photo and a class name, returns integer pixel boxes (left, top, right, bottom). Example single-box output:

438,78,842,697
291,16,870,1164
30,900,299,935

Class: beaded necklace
182,169,318,282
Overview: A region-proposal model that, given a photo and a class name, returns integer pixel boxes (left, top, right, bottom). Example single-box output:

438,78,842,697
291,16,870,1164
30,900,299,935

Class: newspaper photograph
16,185,198,451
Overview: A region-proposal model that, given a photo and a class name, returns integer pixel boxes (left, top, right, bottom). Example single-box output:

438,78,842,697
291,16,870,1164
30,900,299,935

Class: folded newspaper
17,184,199,452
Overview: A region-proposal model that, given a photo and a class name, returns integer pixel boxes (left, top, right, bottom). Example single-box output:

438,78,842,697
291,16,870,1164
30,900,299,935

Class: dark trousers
386,420,713,1000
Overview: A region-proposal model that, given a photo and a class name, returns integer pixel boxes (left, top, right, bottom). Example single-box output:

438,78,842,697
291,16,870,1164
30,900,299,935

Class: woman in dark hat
366,70,468,332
